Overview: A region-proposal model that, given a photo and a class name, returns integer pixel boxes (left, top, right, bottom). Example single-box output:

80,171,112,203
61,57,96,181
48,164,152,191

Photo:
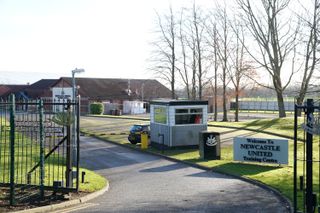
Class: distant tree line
149,0,320,120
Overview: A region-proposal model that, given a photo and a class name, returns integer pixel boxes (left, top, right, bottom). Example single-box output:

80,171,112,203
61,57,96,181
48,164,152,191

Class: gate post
76,95,80,191
294,104,298,213
9,94,15,206
306,99,314,213
66,101,73,188
38,99,45,199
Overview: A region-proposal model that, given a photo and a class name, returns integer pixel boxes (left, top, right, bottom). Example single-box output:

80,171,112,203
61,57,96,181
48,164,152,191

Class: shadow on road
139,163,187,173
186,170,231,179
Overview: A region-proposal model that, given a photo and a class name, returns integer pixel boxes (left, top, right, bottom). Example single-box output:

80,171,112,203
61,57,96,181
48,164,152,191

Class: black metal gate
0,94,80,205
294,99,320,213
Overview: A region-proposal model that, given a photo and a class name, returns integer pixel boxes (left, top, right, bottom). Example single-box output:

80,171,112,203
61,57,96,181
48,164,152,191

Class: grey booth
150,100,208,148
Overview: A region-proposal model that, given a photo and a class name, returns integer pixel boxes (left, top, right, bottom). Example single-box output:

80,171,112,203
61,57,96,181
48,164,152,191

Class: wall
172,125,207,146
123,100,146,114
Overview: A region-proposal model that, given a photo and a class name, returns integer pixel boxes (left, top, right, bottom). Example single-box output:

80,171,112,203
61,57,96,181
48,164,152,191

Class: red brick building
0,77,172,114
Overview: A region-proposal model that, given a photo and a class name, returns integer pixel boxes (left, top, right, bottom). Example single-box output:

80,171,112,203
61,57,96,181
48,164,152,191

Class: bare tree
181,3,210,100
213,23,219,121
150,6,177,99
176,7,198,100
192,3,204,100
237,0,298,118
215,3,231,121
206,19,220,121
229,21,255,121
177,9,191,99
296,0,320,106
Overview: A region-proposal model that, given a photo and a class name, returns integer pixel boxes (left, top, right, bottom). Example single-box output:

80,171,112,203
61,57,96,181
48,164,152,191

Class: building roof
0,77,172,101
54,77,172,101
0,84,29,97
25,79,59,99
28,79,58,90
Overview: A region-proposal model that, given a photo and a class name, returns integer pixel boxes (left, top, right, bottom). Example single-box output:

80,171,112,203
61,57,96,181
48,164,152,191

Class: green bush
90,102,104,115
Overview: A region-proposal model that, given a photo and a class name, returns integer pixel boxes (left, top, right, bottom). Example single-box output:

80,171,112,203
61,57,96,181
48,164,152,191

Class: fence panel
293,99,320,213
0,95,80,206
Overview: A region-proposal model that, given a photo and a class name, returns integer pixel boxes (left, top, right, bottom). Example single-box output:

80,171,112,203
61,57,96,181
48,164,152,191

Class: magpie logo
206,135,217,146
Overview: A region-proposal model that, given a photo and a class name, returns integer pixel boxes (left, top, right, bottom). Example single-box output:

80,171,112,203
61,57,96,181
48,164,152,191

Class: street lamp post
72,68,85,102
71,68,85,166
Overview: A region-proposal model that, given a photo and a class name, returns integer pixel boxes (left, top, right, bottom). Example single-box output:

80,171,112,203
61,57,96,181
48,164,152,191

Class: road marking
51,202,99,213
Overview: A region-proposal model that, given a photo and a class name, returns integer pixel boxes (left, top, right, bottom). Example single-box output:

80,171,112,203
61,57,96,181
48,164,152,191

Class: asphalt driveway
75,136,289,213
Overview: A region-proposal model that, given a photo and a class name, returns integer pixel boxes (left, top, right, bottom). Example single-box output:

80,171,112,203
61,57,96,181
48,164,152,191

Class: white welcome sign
233,137,288,165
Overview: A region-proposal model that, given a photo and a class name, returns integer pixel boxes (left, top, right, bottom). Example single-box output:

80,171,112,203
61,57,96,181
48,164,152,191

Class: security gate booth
150,100,208,148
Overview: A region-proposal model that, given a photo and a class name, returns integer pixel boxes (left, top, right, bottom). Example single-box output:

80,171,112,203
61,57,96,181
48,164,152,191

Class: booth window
175,108,203,125
154,107,167,124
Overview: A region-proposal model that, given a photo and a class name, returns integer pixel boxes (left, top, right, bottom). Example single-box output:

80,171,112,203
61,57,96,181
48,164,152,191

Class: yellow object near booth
141,132,148,149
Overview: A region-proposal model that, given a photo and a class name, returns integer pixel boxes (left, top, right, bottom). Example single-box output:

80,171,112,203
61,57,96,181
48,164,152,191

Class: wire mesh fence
230,100,296,111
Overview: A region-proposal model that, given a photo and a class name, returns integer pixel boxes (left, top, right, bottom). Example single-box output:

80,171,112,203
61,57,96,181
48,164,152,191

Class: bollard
82,171,86,183
141,132,148,149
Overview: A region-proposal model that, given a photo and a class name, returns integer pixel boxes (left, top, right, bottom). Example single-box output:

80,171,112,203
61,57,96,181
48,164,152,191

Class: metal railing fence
0,94,80,206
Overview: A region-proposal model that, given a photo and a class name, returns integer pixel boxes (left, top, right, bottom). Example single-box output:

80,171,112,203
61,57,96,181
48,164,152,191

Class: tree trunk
213,24,218,122
222,68,228,121
214,73,218,121
171,36,175,99
296,96,304,116
171,81,175,99
273,70,286,118
191,46,197,100
276,90,286,118
222,93,227,121
235,89,239,122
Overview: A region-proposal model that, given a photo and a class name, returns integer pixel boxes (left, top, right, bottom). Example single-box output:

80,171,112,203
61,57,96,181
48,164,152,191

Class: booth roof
150,99,208,106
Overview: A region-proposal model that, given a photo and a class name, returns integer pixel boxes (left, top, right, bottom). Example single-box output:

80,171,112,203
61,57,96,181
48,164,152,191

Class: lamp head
72,68,85,74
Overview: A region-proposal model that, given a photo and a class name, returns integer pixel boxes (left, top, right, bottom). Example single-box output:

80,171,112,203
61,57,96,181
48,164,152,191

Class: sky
0,0,218,84
0,0,163,84
0,0,305,86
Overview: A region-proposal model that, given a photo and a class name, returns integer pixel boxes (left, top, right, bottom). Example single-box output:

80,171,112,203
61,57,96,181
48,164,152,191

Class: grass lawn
209,117,305,140
78,168,107,192
82,117,319,211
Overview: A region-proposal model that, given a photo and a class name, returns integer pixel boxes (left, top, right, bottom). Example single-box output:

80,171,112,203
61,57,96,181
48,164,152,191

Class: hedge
90,102,104,115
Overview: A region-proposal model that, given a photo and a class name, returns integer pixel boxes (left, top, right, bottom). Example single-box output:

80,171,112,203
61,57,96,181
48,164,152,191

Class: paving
68,136,290,213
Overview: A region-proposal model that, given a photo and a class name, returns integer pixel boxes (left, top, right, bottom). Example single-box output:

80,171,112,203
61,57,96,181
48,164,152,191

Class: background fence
230,100,296,111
